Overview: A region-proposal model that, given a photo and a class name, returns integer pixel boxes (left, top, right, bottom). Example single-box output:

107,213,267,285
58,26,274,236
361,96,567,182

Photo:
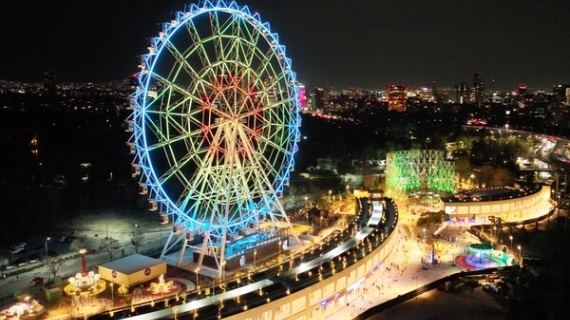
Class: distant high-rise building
297,82,307,109
386,85,407,112
428,81,440,102
455,83,469,104
472,72,484,106
518,83,528,96
43,70,57,95
553,84,570,104
313,87,326,110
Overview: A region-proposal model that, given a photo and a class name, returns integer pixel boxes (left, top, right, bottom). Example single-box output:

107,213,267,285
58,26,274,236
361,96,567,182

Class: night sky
1,0,569,91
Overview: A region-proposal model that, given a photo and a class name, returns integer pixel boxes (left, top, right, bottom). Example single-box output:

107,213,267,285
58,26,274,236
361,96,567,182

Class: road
0,222,168,303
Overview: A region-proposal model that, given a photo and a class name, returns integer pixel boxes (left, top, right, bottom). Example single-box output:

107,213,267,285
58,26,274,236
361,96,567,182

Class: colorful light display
128,1,301,278
385,150,456,195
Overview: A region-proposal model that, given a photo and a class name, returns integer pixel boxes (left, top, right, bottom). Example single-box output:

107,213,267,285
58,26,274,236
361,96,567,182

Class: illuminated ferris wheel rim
131,0,301,233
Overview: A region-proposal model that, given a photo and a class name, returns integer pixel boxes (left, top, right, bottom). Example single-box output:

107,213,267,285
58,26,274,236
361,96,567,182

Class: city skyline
1,0,569,91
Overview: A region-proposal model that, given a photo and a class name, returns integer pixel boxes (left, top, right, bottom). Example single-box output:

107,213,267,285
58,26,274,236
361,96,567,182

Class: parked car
58,235,78,243
47,250,59,257
29,277,45,286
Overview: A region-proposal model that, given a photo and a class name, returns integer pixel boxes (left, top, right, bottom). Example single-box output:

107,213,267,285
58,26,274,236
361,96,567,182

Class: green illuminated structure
386,150,456,195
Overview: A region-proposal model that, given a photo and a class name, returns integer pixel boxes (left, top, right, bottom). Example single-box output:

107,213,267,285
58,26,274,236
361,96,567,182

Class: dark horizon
1,0,569,91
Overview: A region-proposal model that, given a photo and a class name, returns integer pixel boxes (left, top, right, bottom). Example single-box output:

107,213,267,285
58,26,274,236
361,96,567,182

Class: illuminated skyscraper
312,87,326,110
472,72,484,106
297,82,307,109
455,82,469,104
553,84,570,104
386,85,407,112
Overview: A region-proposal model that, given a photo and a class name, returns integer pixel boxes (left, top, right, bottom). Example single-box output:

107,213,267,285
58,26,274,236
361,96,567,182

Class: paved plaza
326,203,516,320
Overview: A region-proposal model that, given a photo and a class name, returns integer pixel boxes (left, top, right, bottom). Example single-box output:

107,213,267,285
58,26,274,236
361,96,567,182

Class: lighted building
98,254,167,288
472,72,485,106
386,85,407,112
385,150,456,196
553,84,570,104
441,184,549,225
312,87,326,110
518,83,528,96
297,82,307,109
455,82,469,104
408,85,435,102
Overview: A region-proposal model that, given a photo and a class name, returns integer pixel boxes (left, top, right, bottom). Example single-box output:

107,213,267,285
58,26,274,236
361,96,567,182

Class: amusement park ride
127,1,302,279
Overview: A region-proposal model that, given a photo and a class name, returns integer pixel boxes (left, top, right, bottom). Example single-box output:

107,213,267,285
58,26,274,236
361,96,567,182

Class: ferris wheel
128,1,301,276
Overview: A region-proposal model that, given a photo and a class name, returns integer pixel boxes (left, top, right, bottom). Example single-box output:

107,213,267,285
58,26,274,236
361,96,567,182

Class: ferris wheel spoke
152,70,205,104
237,133,282,189
145,127,199,152
211,12,235,63
252,46,279,79
144,110,187,141
239,23,262,66
228,26,257,73
236,128,287,178
157,150,197,184
185,19,218,81
241,119,289,145
160,38,205,85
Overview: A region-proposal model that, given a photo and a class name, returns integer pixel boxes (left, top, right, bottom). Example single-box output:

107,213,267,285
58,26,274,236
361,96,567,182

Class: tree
101,238,121,261
492,167,515,186
0,254,9,277
130,230,145,254
336,158,353,183
69,237,87,252
44,257,65,278
454,156,472,179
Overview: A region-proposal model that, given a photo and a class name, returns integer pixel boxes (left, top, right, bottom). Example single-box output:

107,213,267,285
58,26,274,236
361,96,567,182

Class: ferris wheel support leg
160,230,176,260
177,236,189,266
196,231,211,271
219,233,227,279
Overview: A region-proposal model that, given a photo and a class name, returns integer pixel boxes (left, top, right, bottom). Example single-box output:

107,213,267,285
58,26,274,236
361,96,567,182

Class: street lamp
79,248,88,276
253,250,257,270
412,276,419,301
509,235,513,248
44,237,51,256
195,267,200,290
320,216,323,230
328,190,332,201
110,282,114,306
517,245,522,262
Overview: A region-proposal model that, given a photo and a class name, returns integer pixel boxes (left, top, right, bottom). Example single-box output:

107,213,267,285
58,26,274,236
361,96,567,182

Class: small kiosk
98,254,167,288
